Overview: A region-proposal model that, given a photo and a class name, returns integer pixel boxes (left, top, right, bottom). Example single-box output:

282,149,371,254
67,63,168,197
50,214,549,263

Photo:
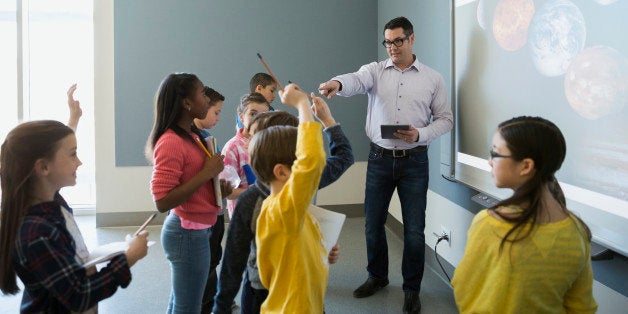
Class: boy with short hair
236,73,277,129
250,84,328,313
249,73,277,104
213,96,353,314
223,92,271,217
192,87,234,314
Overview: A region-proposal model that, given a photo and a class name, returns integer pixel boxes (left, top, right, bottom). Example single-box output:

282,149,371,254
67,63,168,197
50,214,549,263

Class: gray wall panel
114,0,377,166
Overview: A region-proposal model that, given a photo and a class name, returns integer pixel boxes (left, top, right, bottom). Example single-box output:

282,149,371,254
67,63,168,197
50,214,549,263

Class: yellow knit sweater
256,122,328,313
452,209,597,314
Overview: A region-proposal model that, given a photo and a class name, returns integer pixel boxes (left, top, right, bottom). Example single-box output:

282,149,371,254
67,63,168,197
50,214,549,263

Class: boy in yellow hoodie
250,83,328,313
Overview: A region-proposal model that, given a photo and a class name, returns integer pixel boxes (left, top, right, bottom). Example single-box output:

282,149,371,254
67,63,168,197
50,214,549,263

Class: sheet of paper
83,240,155,268
308,204,346,254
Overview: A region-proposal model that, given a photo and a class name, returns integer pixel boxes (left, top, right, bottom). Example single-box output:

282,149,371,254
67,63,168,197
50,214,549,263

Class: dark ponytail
145,73,207,163
490,116,591,251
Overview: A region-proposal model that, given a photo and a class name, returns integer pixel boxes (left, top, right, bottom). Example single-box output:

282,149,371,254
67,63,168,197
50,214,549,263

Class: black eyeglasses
382,36,410,48
489,149,513,160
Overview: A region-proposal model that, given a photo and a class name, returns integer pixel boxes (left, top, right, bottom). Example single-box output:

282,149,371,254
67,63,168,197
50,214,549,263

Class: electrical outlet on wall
441,225,451,247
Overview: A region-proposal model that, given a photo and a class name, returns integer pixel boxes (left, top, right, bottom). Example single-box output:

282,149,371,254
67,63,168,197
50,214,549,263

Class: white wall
316,162,366,206
94,0,155,216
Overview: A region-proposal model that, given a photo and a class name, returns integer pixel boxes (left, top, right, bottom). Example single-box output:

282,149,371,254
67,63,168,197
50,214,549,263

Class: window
0,1,17,141
0,0,95,207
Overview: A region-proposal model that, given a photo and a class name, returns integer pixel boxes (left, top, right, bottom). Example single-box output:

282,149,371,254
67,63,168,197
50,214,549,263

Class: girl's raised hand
67,83,82,131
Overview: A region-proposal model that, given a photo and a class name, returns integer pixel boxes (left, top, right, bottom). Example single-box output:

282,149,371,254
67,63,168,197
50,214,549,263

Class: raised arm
273,84,325,232
310,93,354,189
318,62,377,99
280,84,313,123
67,84,82,131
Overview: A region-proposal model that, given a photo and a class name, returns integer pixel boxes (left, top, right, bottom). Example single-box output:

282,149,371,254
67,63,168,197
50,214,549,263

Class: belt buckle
392,149,406,158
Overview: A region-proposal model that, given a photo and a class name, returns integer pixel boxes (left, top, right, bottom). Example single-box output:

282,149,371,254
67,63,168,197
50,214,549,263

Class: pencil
134,213,157,237
257,52,284,91
195,138,212,158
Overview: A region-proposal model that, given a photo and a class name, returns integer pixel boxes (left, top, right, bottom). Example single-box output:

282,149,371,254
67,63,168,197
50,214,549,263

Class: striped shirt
333,57,453,149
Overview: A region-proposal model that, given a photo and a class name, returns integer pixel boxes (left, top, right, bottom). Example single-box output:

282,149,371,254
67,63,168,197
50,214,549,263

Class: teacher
318,16,453,314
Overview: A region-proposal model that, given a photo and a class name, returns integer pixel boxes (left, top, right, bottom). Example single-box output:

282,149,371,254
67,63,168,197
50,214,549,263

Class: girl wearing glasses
452,116,597,313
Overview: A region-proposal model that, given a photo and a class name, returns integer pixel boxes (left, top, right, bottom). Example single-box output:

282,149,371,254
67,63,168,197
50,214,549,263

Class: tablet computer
381,125,410,139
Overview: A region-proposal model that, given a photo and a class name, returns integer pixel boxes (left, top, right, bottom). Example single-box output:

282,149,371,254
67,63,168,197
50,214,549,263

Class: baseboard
96,203,364,228
386,213,455,286
97,211,166,227
318,203,364,218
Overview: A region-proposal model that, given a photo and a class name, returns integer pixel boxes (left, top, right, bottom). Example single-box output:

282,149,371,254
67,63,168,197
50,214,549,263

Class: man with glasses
318,16,452,314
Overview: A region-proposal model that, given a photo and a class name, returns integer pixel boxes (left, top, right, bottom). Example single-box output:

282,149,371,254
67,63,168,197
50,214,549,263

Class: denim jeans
201,214,225,314
364,145,429,291
241,272,268,314
162,213,212,314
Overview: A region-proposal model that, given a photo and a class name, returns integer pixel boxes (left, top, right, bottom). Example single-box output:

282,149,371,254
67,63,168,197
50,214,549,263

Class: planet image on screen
492,0,535,51
528,0,586,77
564,46,628,120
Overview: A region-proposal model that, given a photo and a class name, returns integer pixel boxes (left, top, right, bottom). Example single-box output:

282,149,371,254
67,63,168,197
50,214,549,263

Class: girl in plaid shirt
0,120,149,313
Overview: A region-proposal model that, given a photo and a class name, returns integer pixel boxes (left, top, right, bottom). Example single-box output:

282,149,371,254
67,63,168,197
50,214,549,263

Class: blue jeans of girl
162,213,211,314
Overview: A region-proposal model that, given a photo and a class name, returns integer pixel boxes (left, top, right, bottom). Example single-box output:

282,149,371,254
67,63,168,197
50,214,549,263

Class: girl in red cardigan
146,73,231,313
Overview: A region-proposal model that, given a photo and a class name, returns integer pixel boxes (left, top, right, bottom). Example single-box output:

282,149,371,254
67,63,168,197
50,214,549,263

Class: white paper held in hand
307,204,346,254
83,237,155,268
219,165,241,188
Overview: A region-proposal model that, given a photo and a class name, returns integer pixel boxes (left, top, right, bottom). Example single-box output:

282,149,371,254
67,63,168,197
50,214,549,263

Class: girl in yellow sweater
452,116,597,313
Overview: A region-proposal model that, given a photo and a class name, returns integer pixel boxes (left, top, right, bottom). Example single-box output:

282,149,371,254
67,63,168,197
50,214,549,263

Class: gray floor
0,216,457,313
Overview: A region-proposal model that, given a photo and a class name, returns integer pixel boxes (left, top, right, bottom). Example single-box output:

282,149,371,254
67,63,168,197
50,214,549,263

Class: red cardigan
151,129,220,225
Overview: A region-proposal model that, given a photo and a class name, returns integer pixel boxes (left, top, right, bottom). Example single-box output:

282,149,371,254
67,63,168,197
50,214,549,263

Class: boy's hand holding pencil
280,83,314,123
310,93,336,128
279,84,309,108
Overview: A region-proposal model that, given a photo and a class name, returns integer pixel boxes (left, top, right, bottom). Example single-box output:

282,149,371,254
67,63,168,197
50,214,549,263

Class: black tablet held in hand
381,125,410,139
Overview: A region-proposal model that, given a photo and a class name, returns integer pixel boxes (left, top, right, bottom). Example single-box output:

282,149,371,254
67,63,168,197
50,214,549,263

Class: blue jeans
162,213,212,314
241,272,268,314
364,145,429,291
202,214,225,314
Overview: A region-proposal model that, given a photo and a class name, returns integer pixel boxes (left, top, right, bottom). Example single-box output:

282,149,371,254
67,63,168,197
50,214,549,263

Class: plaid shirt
14,194,131,313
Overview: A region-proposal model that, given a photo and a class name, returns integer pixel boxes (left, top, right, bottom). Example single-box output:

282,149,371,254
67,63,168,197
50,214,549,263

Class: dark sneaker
403,290,421,313
353,277,389,298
